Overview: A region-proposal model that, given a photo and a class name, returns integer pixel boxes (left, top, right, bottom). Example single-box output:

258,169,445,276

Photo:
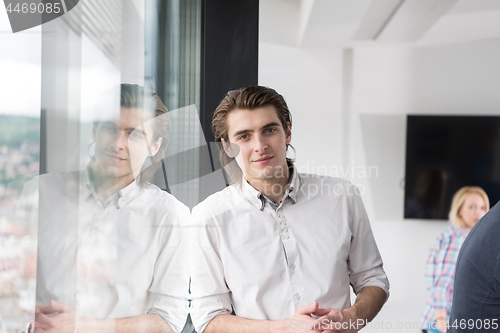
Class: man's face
93,107,161,180
224,105,291,184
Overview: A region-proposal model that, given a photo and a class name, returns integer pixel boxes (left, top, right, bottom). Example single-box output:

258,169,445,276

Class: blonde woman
421,186,489,333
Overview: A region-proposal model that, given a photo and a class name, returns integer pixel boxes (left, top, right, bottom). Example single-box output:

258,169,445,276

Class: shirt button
283,228,288,233
278,214,285,219
281,221,286,226
73,291,79,300
290,263,296,269
295,294,301,300
277,207,282,212
89,225,98,235
284,235,290,240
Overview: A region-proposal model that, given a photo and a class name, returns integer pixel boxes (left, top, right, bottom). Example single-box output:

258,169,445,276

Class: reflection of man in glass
32,84,189,332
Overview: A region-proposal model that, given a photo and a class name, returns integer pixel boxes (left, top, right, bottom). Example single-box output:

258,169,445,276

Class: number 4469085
447,319,498,330
6,2,61,14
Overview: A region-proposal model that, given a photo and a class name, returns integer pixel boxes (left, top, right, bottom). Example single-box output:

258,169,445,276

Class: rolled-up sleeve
346,184,390,300
147,203,191,333
189,205,232,333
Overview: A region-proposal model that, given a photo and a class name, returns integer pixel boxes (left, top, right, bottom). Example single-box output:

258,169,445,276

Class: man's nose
111,130,127,150
254,134,268,152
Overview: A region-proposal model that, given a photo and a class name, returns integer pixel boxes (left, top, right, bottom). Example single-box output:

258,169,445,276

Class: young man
31,84,189,333
190,86,389,333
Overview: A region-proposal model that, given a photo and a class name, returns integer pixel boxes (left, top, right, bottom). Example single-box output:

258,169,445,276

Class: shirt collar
116,178,142,208
81,166,95,199
448,220,470,237
240,163,300,211
81,165,142,209
287,164,300,203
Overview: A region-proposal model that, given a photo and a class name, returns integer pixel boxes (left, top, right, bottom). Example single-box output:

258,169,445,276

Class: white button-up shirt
190,166,389,333
33,169,190,332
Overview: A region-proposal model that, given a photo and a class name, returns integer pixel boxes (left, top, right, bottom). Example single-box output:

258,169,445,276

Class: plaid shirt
421,221,469,329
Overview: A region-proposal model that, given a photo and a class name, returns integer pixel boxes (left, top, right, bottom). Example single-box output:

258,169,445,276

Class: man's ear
221,138,235,158
149,137,163,157
285,122,292,145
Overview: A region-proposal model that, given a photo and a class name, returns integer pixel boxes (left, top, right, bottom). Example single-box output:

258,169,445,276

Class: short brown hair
211,86,293,184
93,84,171,185
449,186,490,229
121,84,171,185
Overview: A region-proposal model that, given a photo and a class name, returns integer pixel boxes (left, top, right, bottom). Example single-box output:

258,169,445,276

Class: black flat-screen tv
404,115,500,220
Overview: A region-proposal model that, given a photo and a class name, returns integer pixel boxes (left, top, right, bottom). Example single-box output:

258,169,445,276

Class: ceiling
259,0,500,47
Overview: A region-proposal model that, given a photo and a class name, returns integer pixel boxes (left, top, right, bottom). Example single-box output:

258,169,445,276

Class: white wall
259,42,344,174
259,39,500,332
353,42,500,116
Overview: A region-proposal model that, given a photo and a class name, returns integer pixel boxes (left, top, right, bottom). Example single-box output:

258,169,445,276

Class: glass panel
0,6,41,331
1,0,202,331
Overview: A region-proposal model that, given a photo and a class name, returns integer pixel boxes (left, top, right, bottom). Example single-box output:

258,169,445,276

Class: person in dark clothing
448,201,500,332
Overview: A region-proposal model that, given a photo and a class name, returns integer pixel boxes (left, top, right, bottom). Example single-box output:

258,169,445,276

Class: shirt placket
75,199,107,311
274,203,303,311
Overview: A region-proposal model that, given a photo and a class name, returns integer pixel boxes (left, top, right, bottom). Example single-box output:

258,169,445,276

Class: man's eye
265,128,276,133
130,132,144,139
238,134,248,140
101,125,116,132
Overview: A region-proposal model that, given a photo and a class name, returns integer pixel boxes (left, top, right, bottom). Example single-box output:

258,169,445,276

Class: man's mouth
105,153,126,161
254,156,273,164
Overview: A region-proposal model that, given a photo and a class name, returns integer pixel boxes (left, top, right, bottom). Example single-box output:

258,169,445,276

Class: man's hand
273,302,324,333
310,286,387,333
33,300,174,333
34,300,81,333
204,287,387,333
205,302,324,333
33,300,173,333
312,306,362,333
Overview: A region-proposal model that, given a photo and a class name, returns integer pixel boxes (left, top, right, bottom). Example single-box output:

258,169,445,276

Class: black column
199,0,259,147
